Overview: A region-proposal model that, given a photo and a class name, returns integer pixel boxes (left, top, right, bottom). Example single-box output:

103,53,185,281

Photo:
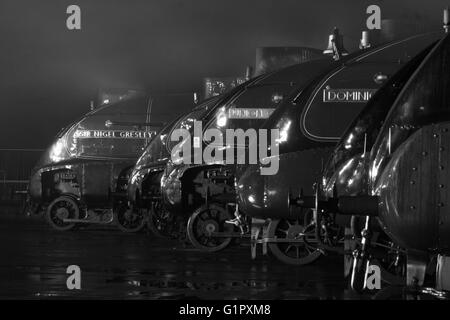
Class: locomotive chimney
193,92,199,104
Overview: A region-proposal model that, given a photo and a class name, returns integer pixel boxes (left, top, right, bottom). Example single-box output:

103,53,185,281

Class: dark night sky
0,0,448,148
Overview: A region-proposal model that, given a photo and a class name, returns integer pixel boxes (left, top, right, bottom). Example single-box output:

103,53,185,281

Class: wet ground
0,206,362,299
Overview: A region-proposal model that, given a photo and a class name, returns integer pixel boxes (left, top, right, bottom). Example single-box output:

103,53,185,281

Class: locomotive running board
252,238,320,244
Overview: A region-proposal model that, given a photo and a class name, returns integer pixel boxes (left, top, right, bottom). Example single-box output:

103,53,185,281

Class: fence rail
0,149,43,202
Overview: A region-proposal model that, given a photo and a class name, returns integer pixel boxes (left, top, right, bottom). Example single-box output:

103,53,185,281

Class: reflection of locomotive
236,32,442,265
28,94,189,232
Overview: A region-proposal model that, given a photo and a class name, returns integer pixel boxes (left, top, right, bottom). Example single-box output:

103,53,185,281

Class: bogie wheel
187,203,235,252
115,204,147,233
147,200,176,238
46,196,80,231
267,211,322,265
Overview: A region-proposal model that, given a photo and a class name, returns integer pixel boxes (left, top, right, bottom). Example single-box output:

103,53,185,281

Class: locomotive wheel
115,204,146,233
46,196,79,231
267,214,322,265
147,200,177,238
187,204,234,252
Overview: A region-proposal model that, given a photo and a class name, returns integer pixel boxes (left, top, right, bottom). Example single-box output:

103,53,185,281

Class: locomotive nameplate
228,108,275,119
322,88,377,103
73,130,154,139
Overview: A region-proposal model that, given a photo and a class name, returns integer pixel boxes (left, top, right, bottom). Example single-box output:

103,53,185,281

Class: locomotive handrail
104,120,166,129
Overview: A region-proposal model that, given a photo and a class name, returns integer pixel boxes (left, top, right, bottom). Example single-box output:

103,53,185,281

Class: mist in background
0,0,448,148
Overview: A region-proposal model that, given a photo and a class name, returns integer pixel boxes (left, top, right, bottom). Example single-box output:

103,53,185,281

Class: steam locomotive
127,95,222,238
27,94,187,232
236,32,442,265
326,32,450,297
156,52,341,251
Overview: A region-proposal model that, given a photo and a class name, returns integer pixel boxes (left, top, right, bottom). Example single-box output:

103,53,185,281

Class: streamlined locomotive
350,33,450,297
313,31,450,297
159,55,346,251
237,32,442,265
127,95,221,238
28,94,186,232
305,40,440,288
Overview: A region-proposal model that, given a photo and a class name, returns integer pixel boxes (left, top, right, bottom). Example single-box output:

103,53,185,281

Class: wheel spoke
295,246,300,258
284,244,293,254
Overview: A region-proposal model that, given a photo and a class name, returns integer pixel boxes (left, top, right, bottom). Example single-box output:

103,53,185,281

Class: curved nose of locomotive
237,165,269,219
160,164,183,213
127,168,146,204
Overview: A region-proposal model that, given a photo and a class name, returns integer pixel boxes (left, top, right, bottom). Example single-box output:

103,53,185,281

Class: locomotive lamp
245,66,253,81
444,7,449,33
193,92,199,104
323,27,348,60
359,31,371,49
49,138,69,163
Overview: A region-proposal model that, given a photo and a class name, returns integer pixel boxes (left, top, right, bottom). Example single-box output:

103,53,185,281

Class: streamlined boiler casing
29,95,165,208
370,34,450,254
237,33,442,220
320,42,437,202
159,58,340,216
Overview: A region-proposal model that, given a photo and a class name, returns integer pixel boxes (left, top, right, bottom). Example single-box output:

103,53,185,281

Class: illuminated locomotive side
28,95,169,232
236,33,442,265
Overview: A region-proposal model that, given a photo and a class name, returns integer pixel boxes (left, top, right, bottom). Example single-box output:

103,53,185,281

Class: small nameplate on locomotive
73,130,154,139
228,108,275,119
322,88,377,103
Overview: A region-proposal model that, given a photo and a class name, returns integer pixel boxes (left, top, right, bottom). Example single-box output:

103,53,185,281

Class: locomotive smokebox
376,123,450,253
372,34,450,254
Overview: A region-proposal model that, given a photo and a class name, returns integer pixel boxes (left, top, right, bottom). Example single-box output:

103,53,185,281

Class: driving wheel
115,204,147,233
46,195,79,231
267,211,322,265
187,203,235,252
